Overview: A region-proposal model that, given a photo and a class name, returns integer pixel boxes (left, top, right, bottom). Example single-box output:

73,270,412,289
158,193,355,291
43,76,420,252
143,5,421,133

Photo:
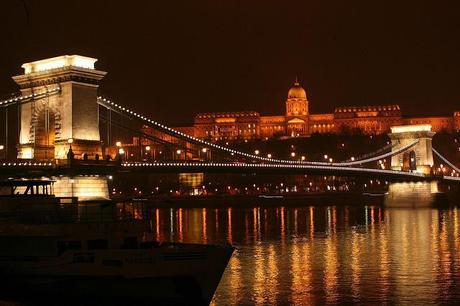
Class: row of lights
98,96,400,167
115,141,197,157
1,162,53,166
97,96,447,173
0,87,60,106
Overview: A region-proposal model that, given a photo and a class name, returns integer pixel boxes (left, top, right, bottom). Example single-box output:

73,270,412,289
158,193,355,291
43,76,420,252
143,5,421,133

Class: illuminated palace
172,80,460,141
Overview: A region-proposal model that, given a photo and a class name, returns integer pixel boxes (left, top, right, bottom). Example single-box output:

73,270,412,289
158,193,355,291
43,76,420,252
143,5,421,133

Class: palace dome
287,81,307,100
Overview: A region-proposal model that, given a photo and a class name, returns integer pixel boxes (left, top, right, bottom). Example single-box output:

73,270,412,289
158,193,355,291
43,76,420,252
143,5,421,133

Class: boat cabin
0,180,55,196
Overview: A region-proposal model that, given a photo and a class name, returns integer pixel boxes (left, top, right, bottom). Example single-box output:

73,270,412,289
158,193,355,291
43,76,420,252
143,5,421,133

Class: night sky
1,0,459,126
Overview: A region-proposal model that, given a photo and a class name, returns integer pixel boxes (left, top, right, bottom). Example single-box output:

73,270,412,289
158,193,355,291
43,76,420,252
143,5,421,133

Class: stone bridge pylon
14,55,106,160
389,124,435,174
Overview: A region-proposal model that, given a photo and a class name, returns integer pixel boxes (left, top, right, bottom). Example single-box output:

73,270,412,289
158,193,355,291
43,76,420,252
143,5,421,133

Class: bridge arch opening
402,150,417,171
34,108,57,160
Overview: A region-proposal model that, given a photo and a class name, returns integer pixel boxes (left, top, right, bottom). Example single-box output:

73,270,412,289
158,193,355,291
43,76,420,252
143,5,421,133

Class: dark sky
1,0,459,126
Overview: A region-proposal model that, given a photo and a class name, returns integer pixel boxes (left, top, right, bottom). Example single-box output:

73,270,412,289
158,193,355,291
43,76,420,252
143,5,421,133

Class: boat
0,180,234,305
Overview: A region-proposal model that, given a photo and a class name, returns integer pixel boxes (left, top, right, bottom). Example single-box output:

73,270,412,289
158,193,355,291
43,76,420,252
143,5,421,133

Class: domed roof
287,80,307,100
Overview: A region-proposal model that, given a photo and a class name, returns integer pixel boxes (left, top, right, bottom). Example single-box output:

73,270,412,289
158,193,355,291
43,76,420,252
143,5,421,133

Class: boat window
87,239,108,250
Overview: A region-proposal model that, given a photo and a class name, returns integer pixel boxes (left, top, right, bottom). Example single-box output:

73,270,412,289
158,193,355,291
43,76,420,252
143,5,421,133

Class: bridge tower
13,55,106,160
389,125,435,174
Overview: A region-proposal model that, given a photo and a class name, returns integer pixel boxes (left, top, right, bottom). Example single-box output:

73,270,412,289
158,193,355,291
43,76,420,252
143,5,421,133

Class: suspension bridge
0,55,459,187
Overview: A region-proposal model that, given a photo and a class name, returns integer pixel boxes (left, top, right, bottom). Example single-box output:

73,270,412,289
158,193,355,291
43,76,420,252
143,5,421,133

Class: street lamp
66,139,75,161
267,153,272,158
145,145,151,151
116,141,122,147
290,152,296,158
254,149,260,155
301,155,306,161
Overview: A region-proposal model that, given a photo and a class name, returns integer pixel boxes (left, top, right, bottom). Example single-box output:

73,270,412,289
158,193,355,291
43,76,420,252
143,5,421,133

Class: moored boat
0,179,234,305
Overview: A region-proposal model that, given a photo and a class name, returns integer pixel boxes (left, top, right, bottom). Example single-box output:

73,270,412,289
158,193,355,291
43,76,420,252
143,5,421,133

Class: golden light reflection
202,208,207,243
293,209,298,235
257,207,261,240
253,243,265,306
155,208,160,241
253,207,258,241
227,208,233,244
291,241,312,305
439,211,452,295
379,224,390,300
332,206,337,233
178,208,183,242
324,236,338,304
309,206,314,240
280,206,286,245
350,231,361,300
430,210,440,280
266,244,279,305
137,206,460,305
454,208,459,254
390,209,439,304
215,208,219,233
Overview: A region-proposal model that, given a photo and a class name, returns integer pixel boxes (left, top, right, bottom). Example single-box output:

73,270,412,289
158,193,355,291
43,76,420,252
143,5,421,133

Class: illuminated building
173,80,460,141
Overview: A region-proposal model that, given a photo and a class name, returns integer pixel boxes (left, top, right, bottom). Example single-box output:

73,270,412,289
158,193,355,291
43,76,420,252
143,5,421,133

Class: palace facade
174,81,460,141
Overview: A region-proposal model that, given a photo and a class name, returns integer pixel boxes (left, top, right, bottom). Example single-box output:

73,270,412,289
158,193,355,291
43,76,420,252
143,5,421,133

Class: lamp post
145,145,151,161
67,139,74,164
201,147,208,161
118,148,125,163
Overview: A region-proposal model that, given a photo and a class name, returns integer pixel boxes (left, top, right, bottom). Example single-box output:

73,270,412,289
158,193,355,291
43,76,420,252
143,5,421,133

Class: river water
139,203,460,305
3,201,460,305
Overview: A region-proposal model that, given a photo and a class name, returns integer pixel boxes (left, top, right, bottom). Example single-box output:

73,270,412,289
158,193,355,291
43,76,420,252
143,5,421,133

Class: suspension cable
0,87,61,108
432,148,460,173
97,96,420,166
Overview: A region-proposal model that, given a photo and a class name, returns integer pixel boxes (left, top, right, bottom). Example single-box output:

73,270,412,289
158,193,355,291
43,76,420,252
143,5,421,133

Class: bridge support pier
389,125,435,174
384,181,443,207
13,55,106,160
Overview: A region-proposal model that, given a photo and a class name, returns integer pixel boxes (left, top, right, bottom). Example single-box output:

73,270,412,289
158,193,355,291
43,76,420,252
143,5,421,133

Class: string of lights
96,96,420,167
432,148,460,173
0,87,61,108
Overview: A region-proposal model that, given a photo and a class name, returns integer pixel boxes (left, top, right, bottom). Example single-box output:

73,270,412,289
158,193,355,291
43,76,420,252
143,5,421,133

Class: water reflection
117,203,460,304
